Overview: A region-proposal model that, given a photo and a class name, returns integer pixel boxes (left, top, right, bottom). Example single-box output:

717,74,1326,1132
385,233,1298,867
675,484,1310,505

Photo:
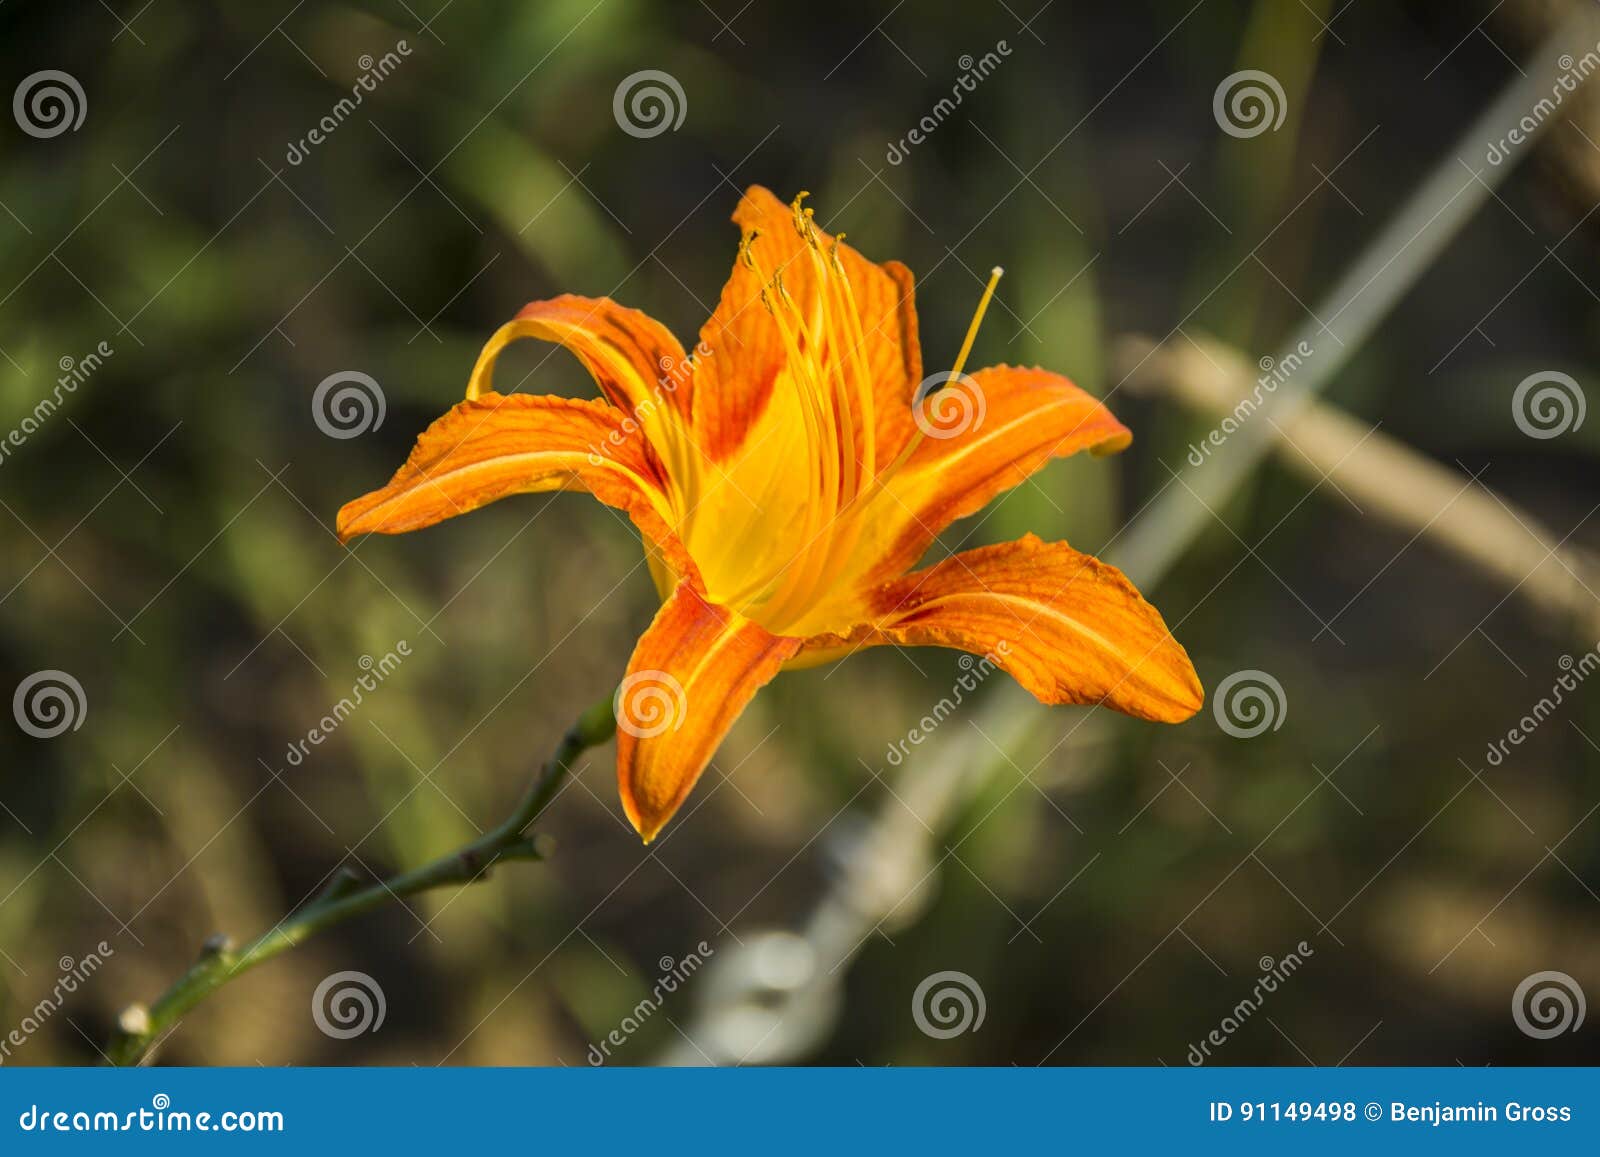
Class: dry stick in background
106,697,617,1065
662,8,1600,1064
1117,332,1600,641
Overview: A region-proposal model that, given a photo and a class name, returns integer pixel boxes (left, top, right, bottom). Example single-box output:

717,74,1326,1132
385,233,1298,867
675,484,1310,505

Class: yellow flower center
675,195,1001,637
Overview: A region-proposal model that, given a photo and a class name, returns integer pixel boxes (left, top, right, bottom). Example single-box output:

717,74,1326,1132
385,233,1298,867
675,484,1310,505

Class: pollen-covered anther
789,190,811,237
773,273,797,312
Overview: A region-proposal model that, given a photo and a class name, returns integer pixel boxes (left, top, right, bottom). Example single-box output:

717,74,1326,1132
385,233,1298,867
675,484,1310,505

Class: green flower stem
106,694,618,1067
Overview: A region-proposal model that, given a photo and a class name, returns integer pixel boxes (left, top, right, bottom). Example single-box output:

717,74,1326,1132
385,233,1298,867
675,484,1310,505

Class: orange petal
468,294,693,423
337,392,696,581
616,583,801,842
804,535,1202,722
691,185,921,462
837,365,1131,594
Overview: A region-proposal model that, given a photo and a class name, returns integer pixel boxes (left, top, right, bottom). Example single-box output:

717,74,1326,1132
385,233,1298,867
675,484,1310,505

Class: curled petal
468,294,692,420
337,392,697,582
466,296,697,491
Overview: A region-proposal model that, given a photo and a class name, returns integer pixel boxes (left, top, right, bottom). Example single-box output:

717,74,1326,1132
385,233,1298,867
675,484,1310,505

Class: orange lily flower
338,186,1202,842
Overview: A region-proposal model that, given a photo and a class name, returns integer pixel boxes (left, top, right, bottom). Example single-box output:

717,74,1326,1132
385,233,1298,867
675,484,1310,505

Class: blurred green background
2,0,1598,1065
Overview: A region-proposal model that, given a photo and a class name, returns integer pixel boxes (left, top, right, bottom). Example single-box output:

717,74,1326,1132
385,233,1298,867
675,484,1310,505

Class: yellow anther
739,229,761,269
828,236,847,274
776,282,800,318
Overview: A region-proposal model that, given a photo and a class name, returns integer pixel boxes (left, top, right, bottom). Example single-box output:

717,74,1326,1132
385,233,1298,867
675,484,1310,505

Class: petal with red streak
804,534,1201,722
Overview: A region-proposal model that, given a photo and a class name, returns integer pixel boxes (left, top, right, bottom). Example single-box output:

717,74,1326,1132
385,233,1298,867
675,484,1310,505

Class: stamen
825,236,877,485
718,236,842,614
790,191,811,237
873,264,1005,489
780,234,878,610
795,228,862,505
760,201,880,624
759,279,843,619
949,265,1004,383
774,264,998,633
